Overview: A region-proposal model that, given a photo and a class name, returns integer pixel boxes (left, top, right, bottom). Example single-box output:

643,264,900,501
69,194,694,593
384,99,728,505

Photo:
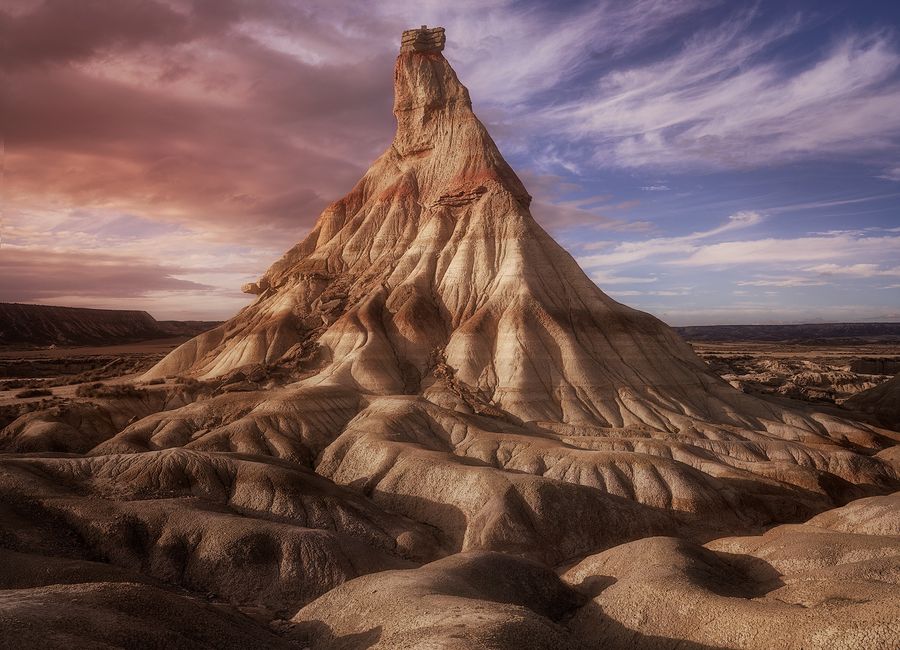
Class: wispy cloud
673,234,900,267
591,271,658,285
878,166,900,181
0,246,213,301
736,277,828,287
578,211,763,267
540,18,900,169
579,209,900,306
609,288,691,297
806,263,900,277
401,0,714,106
767,193,900,214
654,303,900,326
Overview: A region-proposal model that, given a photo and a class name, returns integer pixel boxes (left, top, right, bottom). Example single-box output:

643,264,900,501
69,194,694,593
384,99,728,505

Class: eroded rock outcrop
1,25,899,649
845,373,900,431
126,25,898,535
564,492,900,649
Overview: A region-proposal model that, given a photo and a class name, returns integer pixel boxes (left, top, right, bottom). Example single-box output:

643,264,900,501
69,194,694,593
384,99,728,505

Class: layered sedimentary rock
1,26,899,648
130,25,898,532
0,303,163,346
0,302,217,347
140,26,892,446
292,493,900,650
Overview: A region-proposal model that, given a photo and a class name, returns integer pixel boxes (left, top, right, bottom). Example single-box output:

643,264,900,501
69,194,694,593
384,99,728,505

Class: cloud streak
541,18,900,169
578,211,764,267
0,246,213,302
4,0,401,253
3,0,899,323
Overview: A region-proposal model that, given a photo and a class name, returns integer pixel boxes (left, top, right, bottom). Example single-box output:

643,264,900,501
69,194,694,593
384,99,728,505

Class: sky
3,0,900,325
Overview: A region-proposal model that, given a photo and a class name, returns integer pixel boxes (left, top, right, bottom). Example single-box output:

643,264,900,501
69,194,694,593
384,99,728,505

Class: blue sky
441,0,900,324
4,0,900,323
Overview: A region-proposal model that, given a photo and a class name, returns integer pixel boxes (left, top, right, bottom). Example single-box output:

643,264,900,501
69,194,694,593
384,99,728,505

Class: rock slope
290,492,900,650
131,24,898,530
845,373,900,431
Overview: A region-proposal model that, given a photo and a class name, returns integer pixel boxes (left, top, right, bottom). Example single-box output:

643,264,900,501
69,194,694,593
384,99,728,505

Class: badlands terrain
1,26,898,649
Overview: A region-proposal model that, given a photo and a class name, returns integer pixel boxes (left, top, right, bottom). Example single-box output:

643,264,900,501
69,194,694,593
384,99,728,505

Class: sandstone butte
1,26,898,650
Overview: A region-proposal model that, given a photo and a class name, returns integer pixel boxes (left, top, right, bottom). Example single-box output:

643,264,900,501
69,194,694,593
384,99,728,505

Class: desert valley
2,21,899,650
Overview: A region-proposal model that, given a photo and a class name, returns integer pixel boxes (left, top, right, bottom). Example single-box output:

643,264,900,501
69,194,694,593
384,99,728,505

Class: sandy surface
0,336,192,359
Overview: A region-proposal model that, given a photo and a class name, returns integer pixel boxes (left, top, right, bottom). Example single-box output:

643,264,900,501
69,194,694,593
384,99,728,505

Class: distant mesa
0,302,218,347
676,322,900,344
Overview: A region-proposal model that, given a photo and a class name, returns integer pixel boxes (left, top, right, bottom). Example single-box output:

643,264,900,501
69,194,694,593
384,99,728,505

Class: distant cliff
0,303,218,347
675,322,900,344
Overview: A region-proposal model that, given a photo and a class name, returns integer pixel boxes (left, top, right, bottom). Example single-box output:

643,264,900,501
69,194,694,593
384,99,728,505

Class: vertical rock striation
145,26,858,438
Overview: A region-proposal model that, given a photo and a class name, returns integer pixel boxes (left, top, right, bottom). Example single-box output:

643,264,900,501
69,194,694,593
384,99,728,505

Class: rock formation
1,26,898,649
0,302,217,347
140,26,890,444
846,373,900,431
292,493,900,649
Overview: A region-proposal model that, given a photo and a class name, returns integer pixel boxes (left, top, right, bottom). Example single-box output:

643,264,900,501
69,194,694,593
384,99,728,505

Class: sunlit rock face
2,26,899,649
133,22,898,544
142,26,886,442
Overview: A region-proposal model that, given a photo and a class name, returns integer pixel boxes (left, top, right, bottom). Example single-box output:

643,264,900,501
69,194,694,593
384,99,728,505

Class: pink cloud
0,247,214,302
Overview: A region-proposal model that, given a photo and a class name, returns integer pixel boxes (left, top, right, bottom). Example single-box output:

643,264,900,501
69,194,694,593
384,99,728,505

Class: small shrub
74,383,145,399
75,383,105,397
15,388,52,398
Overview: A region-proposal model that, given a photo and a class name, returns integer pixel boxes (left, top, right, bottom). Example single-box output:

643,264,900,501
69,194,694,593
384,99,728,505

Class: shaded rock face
846,373,900,431
852,358,900,375
292,495,900,650
564,493,900,650
2,26,900,649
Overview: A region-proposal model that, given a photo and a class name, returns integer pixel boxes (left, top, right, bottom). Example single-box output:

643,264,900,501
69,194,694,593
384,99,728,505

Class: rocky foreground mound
1,26,898,649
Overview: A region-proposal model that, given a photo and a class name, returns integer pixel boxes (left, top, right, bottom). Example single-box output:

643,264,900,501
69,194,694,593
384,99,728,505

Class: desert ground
2,328,897,649
1,25,898,650
4,331,896,424
691,341,898,403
